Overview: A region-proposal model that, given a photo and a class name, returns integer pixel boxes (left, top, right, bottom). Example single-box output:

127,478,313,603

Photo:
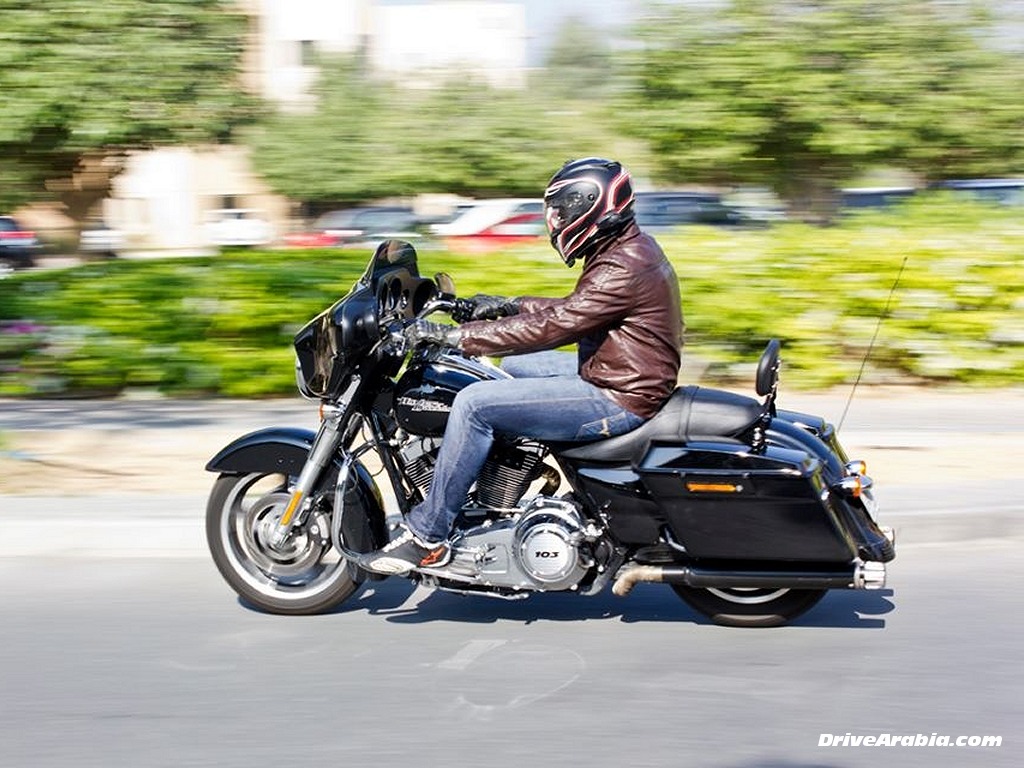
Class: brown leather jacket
458,222,684,419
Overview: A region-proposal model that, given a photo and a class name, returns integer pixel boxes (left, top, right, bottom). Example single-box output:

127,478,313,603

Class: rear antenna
838,255,908,432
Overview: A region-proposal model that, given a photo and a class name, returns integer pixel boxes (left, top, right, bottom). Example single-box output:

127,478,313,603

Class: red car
433,199,544,253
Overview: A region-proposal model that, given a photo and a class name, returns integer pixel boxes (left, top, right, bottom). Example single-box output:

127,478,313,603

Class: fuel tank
393,353,508,436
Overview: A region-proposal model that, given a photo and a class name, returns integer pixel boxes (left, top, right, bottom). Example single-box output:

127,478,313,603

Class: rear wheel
206,472,359,615
672,585,826,628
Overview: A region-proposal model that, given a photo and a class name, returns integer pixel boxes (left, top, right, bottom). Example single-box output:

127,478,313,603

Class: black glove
468,294,520,321
404,319,462,348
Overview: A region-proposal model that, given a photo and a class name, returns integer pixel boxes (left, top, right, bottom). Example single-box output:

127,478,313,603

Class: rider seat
555,385,762,463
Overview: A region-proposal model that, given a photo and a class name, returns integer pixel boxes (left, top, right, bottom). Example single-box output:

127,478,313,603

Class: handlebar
414,295,476,323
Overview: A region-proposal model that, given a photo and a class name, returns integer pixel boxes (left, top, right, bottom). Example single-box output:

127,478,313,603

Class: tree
245,56,583,205
243,57,396,205
544,16,617,98
618,0,1024,215
0,0,254,219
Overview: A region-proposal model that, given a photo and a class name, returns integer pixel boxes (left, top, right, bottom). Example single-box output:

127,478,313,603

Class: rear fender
766,418,845,478
768,418,894,563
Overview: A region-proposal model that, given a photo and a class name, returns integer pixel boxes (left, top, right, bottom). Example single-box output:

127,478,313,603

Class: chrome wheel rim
219,473,350,602
705,587,791,605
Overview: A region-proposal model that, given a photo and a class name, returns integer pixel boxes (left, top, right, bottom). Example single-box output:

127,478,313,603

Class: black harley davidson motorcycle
205,240,895,627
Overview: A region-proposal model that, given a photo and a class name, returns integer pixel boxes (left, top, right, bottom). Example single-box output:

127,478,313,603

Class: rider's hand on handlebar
404,319,462,349
465,294,520,321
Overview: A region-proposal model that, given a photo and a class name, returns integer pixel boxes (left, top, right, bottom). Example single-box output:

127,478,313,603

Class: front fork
266,378,360,551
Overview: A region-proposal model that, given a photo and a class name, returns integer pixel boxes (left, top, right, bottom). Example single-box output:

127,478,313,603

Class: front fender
205,427,318,476
205,426,389,567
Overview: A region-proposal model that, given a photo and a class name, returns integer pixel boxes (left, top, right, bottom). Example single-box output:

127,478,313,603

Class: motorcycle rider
358,157,684,574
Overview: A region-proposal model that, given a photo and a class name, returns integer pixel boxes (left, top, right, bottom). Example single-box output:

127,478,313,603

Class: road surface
0,541,1019,768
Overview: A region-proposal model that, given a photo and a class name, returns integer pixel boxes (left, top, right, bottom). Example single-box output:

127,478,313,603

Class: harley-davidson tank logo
397,396,452,413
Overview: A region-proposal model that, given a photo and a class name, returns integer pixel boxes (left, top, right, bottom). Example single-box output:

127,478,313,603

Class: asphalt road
0,541,1019,768
1,392,1021,767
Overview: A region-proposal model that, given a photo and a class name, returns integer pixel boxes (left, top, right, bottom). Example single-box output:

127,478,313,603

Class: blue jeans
404,353,645,543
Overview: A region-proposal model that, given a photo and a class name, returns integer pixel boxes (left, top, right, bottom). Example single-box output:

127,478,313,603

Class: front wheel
206,472,359,615
672,585,826,628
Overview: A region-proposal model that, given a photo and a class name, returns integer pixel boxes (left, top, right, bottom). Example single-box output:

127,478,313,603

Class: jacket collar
582,221,642,265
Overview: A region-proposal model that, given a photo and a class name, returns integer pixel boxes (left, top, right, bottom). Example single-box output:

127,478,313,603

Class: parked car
78,219,125,258
431,199,542,236
443,210,546,253
936,178,1024,206
284,206,421,248
430,198,544,252
633,191,742,231
839,187,917,210
0,215,42,274
724,187,789,225
203,209,273,249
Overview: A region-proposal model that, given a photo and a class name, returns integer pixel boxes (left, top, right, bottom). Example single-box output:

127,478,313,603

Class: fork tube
267,378,359,551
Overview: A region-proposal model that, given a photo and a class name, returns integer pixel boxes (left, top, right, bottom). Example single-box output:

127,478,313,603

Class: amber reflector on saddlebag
685,482,743,493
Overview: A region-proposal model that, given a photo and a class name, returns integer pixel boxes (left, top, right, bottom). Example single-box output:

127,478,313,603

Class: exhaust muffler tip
854,561,887,590
612,565,666,597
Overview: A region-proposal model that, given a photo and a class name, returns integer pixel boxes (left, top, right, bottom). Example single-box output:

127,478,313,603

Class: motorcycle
205,240,895,627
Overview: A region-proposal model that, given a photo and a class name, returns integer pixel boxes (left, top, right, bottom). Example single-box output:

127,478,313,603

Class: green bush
0,194,1021,397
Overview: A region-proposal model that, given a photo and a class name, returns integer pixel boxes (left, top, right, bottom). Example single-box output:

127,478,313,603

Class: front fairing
293,240,438,400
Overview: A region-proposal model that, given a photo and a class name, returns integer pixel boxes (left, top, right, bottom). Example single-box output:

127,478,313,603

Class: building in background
372,2,527,89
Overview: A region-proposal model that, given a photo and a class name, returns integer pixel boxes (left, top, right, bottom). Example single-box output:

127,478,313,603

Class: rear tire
206,472,359,615
672,585,826,628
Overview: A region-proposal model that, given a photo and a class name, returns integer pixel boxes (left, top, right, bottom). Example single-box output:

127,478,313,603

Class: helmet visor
544,182,597,235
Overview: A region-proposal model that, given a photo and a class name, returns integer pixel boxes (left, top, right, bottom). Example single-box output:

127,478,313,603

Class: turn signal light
834,474,873,499
837,476,863,498
845,460,867,476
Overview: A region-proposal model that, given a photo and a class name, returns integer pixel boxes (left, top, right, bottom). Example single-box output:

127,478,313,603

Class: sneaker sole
362,556,418,575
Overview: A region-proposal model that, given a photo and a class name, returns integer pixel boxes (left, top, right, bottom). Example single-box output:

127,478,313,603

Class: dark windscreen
360,239,420,288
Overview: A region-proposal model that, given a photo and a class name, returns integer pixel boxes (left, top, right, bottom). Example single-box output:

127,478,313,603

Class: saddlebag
637,441,858,562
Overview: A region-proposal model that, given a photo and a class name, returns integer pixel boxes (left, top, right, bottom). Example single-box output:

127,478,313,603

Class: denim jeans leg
405,375,644,542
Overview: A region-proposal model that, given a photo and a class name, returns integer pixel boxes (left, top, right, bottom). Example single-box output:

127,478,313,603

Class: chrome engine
395,434,604,593
430,496,605,593
397,434,550,509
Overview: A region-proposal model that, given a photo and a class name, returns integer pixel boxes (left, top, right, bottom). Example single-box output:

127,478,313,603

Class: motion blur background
0,0,1022,396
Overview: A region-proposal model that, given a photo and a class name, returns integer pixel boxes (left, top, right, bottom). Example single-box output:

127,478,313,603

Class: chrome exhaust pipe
612,561,887,597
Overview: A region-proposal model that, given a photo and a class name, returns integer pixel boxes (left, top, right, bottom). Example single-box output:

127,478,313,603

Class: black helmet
543,157,635,266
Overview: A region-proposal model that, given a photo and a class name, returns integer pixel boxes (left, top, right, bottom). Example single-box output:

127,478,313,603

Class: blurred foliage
619,0,1024,214
0,194,1020,397
244,55,624,204
0,0,255,214
544,16,617,98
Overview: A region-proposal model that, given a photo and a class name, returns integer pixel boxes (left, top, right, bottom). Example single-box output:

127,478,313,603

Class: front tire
206,472,359,615
672,585,826,628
